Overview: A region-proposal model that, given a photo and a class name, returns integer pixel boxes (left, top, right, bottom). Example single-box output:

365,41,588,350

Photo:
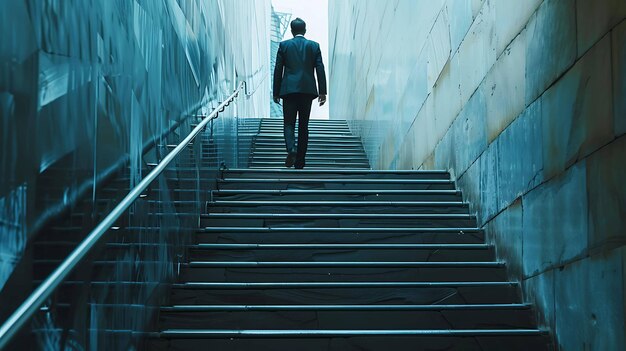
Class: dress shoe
285,152,297,168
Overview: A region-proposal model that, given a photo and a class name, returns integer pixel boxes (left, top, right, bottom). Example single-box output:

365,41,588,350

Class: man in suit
273,17,327,169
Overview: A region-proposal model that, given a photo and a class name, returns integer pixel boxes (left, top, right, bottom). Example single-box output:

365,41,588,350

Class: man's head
291,18,306,36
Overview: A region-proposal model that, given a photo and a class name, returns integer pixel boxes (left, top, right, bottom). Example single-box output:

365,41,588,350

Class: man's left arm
314,44,327,105
273,43,284,103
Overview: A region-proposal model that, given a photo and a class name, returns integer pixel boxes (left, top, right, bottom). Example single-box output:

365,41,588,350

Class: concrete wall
0,0,270,291
330,0,626,349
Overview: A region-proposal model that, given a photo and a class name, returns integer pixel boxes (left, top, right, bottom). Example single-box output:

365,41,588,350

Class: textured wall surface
0,0,269,348
330,0,626,349
0,0,269,289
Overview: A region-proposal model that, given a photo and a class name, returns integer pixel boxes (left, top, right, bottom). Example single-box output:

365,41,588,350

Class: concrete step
199,212,477,228
249,157,369,164
261,120,349,125
253,140,364,146
261,121,349,126
249,166,371,170
169,281,519,305
258,128,352,134
248,166,371,170
255,134,360,141
251,145,364,153
206,200,469,214
251,147,365,153
196,227,485,244
250,147,362,154
221,169,450,180
148,329,552,351
250,145,365,152
158,304,536,330
250,151,366,157
249,156,369,162
216,178,454,190
179,261,507,282
248,158,370,165
259,129,353,135
211,189,463,202
188,243,494,262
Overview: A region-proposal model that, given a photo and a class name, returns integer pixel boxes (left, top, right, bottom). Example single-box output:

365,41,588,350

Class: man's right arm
314,43,327,106
273,42,284,103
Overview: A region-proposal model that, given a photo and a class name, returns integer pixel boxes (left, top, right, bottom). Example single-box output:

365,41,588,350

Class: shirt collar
295,34,304,37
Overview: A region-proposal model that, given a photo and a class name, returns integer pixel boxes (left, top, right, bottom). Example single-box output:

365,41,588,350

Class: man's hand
318,94,327,106
273,97,280,104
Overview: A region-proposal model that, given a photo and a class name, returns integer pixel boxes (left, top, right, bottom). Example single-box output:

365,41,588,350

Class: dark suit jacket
273,36,327,99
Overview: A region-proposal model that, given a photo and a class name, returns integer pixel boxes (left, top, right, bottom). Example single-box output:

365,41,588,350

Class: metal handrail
0,80,250,349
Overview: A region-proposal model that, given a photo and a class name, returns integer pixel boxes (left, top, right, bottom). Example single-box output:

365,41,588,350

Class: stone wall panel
587,135,626,251
576,0,626,57
541,35,614,179
555,252,625,350
478,141,499,224
413,95,438,168
523,267,555,329
613,20,626,136
457,0,497,105
457,152,481,216
435,87,487,175
483,30,526,143
525,0,577,105
397,125,416,170
522,162,588,277
493,0,542,57
487,199,523,279
427,9,452,91
398,58,428,137
497,98,544,210
433,58,463,145
447,0,473,55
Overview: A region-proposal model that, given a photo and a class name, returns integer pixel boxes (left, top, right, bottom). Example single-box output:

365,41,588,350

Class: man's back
273,36,327,98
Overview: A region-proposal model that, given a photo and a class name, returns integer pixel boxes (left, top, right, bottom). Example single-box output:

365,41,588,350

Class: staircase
150,119,552,350
248,119,370,169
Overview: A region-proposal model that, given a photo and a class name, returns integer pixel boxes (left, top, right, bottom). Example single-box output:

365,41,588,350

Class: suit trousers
282,93,314,168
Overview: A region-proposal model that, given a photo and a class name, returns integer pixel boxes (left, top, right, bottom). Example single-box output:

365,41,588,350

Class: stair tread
213,189,460,194
161,303,531,311
200,227,481,232
210,200,467,205
249,166,371,168
186,261,504,267
158,329,548,337
173,281,517,289
203,213,474,218
192,243,489,249
219,178,452,183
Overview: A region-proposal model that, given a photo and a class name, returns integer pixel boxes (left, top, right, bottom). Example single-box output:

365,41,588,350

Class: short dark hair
291,18,306,35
